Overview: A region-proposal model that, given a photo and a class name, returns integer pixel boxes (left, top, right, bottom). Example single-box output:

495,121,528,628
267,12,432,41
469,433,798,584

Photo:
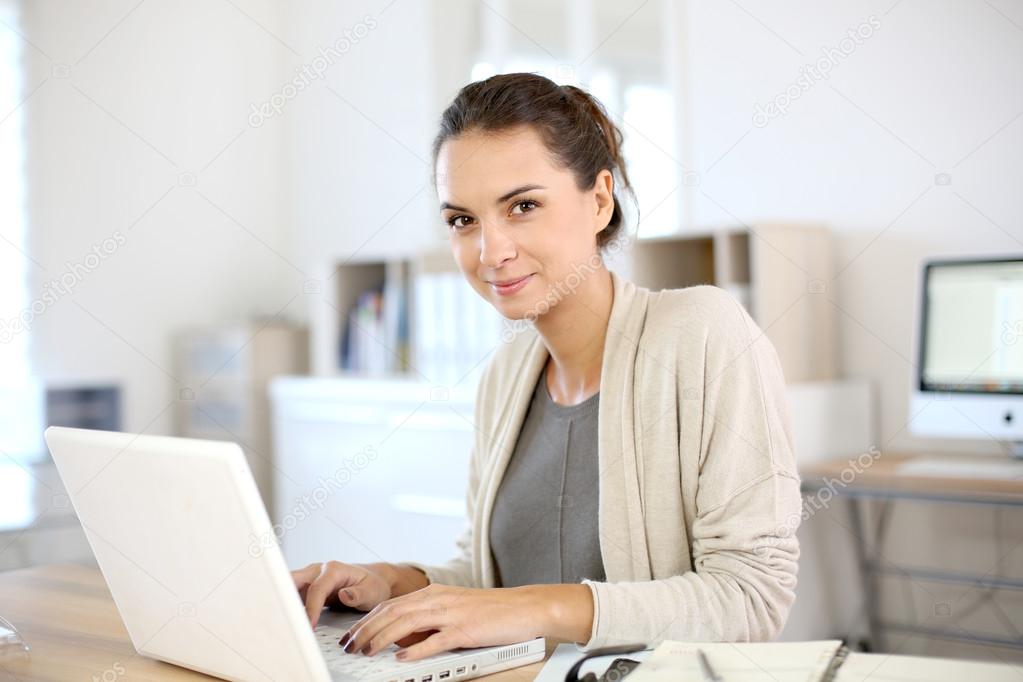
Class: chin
492,294,551,323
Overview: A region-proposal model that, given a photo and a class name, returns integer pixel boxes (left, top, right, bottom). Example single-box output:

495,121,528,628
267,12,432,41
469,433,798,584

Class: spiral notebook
625,639,1023,682
624,640,846,682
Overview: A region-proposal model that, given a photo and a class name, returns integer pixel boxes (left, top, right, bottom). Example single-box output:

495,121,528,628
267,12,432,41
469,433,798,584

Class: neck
532,266,614,404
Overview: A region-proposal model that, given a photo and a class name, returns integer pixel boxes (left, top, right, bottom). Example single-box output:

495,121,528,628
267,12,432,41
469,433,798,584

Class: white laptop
44,426,545,682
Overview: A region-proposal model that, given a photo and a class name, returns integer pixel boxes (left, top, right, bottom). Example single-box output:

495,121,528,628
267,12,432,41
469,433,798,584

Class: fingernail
396,650,408,660
338,632,350,648
343,589,354,601
343,637,356,654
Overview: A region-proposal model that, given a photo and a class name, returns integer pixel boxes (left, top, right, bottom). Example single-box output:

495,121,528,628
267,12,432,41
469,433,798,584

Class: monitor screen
920,258,1023,395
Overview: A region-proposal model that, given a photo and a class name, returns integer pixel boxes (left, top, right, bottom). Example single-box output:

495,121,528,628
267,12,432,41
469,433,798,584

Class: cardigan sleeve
578,287,802,649
397,440,481,588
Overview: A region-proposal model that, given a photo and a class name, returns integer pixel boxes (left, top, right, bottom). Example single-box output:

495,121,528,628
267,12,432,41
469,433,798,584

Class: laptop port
422,676,433,682
439,672,450,680
455,666,467,676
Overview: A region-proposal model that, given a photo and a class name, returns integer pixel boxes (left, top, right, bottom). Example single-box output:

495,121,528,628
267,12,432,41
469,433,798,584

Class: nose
478,221,516,269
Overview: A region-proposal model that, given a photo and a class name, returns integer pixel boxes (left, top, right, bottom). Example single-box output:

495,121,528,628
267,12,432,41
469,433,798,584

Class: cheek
534,206,593,264
449,236,476,268
450,238,489,294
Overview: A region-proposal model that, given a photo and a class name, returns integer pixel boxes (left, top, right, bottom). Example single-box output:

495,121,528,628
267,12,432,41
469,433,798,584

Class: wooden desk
800,451,1023,653
800,451,1023,505
0,564,550,681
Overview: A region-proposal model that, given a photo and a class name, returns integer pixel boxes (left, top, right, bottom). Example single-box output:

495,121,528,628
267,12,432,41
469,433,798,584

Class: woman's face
436,124,614,321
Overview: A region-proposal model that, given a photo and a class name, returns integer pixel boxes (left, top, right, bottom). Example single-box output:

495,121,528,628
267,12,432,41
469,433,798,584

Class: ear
592,169,615,235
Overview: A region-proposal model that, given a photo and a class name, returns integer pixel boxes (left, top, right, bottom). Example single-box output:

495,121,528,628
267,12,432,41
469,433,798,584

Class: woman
291,72,801,662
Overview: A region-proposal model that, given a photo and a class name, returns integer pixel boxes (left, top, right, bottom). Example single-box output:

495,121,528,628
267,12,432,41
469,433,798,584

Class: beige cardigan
405,270,802,650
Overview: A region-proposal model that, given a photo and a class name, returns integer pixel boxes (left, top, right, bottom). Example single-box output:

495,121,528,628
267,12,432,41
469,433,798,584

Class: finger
395,630,436,648
363,608,447,657
396,629,461,662
343,587,430,646
343,602,415,656
336,585,375,611
292,563,322,591
305,565,354,628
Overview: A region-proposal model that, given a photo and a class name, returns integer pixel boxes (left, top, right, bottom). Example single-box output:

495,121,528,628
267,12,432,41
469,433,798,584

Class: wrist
521,583,594,645
359,562,398,597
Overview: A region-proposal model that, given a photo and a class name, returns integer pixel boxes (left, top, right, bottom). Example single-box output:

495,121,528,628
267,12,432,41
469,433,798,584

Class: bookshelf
311,223,835,385
311,250,504,386
616,223,836,382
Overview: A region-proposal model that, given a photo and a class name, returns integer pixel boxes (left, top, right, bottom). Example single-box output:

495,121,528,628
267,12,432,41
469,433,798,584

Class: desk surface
800,451,1023,503
0,564,548,681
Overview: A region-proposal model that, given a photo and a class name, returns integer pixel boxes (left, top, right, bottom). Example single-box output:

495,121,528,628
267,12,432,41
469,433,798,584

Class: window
0,0,28,378
0,0,43,461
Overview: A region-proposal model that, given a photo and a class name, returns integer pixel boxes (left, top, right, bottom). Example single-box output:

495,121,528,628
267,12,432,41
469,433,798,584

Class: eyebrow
439,184,546,213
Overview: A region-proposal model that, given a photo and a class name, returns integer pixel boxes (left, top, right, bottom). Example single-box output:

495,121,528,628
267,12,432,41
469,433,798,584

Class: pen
697,649,723,682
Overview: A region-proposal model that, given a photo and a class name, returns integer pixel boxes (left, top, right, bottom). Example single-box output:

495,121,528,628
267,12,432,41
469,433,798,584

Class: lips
489,273,534,296
491,275,531,286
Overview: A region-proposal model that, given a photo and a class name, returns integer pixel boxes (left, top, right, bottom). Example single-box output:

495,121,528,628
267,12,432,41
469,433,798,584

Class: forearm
517,583,594,645
362,562,431,598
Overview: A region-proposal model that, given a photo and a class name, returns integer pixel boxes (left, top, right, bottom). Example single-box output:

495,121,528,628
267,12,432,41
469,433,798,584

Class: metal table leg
847,495,884,651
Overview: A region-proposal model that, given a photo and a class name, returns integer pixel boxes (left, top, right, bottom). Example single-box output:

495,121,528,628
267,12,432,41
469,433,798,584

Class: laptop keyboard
315,623,472,680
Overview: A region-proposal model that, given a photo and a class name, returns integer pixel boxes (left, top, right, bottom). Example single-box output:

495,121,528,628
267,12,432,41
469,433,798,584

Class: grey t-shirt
489,363,606,587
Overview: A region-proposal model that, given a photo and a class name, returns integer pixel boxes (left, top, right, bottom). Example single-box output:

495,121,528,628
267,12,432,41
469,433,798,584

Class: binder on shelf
324,251,522,382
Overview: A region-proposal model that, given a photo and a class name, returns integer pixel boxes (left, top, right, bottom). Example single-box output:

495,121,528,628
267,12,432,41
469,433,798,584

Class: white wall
21,0,298,436
20,0,442,435
285,1,439,269
677,0,1023,456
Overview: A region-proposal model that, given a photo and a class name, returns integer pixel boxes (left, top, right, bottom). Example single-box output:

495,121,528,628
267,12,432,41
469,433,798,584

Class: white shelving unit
616,223,837,382
174,321,309,514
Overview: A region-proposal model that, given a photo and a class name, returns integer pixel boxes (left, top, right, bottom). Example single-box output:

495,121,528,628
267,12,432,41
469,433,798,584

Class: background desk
800,452,1023,652
0,564,548,681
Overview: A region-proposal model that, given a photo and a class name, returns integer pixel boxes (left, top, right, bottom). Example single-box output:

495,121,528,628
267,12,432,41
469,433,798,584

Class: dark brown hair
432,72,635,250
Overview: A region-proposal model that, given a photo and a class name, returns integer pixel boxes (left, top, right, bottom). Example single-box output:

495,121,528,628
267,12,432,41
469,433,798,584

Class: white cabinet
269,376,476,570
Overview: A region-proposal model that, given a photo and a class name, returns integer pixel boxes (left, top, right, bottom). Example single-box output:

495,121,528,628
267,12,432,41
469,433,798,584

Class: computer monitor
909,256,1023,456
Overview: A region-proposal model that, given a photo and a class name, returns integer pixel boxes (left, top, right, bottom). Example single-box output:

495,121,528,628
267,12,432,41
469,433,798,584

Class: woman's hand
340,583,595,661
291,561,393,627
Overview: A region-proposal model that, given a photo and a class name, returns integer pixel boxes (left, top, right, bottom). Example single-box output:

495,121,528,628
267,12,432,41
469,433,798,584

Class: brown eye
447,215,474,230
510,200,538,215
